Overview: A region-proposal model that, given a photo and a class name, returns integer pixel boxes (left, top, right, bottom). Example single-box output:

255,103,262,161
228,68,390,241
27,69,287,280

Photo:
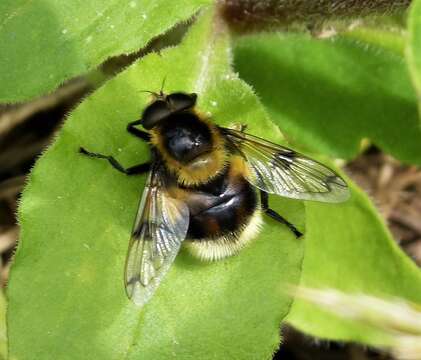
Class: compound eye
167,92,197,112
141,100,171,130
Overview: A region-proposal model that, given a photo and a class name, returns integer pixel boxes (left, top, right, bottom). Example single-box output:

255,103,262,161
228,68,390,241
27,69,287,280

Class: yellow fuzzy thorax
149,112,227,186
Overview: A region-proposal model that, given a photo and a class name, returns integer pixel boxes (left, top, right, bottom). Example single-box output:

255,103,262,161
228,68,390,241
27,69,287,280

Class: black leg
260,191,303,238
127,120,150,141
79,147,150,175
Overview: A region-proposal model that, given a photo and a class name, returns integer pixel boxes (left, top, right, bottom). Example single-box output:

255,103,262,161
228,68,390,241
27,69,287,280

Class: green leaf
407,0,421,126
8,8,304,359
287,179,421,345
233,33,421,165
0,0,210,102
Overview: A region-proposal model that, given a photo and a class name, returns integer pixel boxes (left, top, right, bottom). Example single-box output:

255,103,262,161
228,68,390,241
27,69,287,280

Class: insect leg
79,147,150,175
127,120,150,141
260,191,303,238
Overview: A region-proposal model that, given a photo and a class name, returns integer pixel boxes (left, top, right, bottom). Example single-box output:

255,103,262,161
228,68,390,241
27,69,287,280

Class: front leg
260,191,303,238
79,147,150,175
127,120,150,141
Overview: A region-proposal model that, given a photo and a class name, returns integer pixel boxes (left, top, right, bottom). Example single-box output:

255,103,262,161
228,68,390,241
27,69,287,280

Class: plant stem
219,0,410,30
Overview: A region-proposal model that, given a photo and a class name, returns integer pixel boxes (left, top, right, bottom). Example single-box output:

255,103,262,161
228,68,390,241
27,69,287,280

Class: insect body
80,91,349,306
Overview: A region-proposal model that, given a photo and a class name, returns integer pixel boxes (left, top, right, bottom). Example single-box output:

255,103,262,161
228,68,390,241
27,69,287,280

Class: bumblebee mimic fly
80,88,349,306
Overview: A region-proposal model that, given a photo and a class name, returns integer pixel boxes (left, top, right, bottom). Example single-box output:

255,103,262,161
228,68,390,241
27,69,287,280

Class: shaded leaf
234,33,421,165
8,8,304,359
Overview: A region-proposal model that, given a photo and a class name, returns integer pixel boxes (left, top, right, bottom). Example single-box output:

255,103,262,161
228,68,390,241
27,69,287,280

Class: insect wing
223,128,349,202
125,167,189,306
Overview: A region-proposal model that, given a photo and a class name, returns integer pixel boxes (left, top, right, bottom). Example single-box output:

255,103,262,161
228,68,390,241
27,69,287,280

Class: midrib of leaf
193,14,223,94
123,10,224,358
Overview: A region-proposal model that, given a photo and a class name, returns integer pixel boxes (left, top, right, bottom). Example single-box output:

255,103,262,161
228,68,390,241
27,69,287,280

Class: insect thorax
150,111,227,186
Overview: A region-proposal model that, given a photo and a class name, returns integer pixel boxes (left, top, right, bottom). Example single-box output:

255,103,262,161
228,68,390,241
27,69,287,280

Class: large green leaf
8,8,304,359
234,33,421,165
287,179,421,345
0,0,210,102
407,0,421,126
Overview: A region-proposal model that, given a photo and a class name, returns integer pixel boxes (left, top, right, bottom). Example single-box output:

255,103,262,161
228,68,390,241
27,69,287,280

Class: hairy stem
219,0,411,30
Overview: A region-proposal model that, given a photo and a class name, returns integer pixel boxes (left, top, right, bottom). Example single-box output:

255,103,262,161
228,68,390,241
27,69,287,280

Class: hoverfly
80,90,349,306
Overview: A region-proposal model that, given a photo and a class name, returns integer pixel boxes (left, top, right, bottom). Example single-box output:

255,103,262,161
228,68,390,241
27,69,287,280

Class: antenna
137,76,168,97
137,90,159,96
159,76,167,96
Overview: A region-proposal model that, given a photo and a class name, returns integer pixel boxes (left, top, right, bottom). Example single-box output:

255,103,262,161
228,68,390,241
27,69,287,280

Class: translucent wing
222,127,350,202
125,165,189,306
